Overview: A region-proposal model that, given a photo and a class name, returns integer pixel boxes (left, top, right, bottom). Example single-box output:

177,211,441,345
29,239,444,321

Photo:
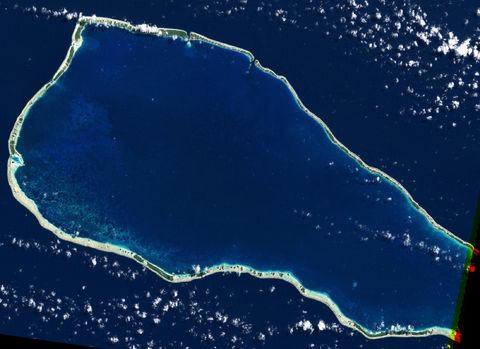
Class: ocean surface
13,22,468,333
1,0,478,347
8,0,480,241
0,228,451,348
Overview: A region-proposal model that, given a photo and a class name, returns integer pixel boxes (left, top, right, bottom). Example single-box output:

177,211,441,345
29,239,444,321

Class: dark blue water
14,23,468,333
0,228,450,348
2,1,478,347
9,0,480,242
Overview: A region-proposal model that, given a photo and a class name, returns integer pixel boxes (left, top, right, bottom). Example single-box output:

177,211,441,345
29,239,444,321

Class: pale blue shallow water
14,24,468,332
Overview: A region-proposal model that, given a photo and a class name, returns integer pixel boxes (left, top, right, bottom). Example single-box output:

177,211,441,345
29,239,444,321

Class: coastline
6,15,470,341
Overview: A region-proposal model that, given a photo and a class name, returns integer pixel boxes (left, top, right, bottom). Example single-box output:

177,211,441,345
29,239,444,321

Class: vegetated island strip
6,15,471,341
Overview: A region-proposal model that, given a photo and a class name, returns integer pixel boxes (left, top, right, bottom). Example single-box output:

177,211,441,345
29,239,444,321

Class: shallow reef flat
8,17,470,339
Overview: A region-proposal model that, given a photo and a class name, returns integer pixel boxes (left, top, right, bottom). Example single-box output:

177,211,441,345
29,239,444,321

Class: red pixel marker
454,328,462,343
470,248,478,272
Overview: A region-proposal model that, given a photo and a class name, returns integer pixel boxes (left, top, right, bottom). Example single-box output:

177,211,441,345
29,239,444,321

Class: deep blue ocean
0,229,451,348
2,0,479,347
